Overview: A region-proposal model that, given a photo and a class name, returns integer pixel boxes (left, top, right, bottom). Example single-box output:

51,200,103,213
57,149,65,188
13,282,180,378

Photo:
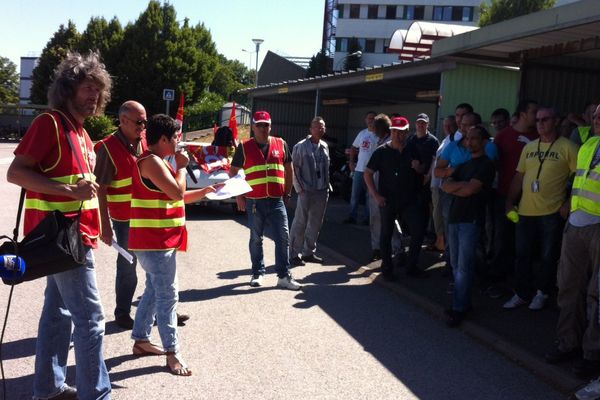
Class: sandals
132,341,166,356
166,351,192,376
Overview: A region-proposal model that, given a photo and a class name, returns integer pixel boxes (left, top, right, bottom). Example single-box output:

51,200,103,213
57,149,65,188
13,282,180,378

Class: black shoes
290,256,305,266
371,249,381,261
115,314,134,330
177,313,190,326
49,386,77,400
544,347,580,364
302,254,324,264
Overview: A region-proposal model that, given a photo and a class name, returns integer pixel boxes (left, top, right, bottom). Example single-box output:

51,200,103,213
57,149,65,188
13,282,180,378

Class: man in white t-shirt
344,111,377,228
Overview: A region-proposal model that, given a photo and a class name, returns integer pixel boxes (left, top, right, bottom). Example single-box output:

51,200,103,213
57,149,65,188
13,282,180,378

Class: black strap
12,189,26,242
57,113,86,213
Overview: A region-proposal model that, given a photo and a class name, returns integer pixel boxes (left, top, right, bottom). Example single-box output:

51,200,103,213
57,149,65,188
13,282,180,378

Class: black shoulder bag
0,114,87,285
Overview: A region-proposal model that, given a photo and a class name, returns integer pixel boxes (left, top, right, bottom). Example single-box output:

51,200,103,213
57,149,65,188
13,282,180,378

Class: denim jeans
33,247,111,400
349,171,369,222
132,250,179,353
514,213,563,300
112,219,137,318
246,197,291,278
448,223,480,312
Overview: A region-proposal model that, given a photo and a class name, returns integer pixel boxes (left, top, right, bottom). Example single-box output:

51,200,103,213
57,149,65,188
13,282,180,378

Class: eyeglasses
124,115,147,126
535,116,552,123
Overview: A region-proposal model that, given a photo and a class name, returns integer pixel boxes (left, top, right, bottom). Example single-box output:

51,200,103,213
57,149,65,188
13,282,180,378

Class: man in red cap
364,115,427,281
229,111,302,290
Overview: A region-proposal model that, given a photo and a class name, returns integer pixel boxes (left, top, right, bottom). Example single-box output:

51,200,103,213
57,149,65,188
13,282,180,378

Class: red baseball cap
391,116,409,130
252,111,271,124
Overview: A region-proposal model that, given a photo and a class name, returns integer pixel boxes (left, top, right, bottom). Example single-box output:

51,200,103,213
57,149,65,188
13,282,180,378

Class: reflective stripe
130,217,185,228
51,173,95,184
109,177,132,189
25,197,99,212
572,188,600,203
576,169,587,177
131,198,184,209
247,176,286,186
588,171,600,182
107,193,131,202
245,163,284,174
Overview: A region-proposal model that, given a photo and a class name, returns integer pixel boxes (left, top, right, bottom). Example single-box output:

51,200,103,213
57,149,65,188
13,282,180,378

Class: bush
84,114,117,141
184,92,225,132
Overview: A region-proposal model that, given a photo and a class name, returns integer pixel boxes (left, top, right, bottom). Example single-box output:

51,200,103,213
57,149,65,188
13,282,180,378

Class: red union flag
175,93,185,139
229,102,238,146
185,144,231,173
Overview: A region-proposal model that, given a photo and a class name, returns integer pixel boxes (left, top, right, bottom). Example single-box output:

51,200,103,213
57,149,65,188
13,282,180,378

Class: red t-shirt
15,111,98,248
494,126,538,196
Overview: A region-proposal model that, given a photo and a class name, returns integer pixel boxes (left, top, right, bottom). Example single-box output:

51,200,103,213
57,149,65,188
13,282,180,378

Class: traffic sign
163,89,175,101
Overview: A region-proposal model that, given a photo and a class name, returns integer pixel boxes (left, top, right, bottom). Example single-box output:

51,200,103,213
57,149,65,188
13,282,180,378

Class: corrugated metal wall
440,63,520,131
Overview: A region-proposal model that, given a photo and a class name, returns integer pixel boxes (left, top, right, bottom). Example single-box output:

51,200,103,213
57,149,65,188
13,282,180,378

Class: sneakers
302,254,324,264
277,276,302,291
529,290,549,310
503,294,527,309
290,256,305,266
574,378,600,400
250,275,263,287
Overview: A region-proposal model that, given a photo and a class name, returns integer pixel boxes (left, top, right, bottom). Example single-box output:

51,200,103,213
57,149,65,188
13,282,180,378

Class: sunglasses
124,115,147,126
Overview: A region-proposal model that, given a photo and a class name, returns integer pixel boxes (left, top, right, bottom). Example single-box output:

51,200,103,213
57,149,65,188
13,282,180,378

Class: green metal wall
439,63,520,133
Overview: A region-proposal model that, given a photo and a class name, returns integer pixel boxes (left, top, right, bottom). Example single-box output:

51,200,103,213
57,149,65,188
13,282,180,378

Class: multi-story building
19,56,39,115
328,1,481,69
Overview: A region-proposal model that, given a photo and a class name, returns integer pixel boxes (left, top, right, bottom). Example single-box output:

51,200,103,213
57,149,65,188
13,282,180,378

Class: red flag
228,102,238,146
175,93,185,139
185,144,231,173
213,123,218,135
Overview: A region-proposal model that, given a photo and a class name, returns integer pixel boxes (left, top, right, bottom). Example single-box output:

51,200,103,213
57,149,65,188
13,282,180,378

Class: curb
317,243,583,396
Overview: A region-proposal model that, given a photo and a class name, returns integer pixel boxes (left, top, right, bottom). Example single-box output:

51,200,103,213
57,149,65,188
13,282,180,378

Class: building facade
330,1,481,69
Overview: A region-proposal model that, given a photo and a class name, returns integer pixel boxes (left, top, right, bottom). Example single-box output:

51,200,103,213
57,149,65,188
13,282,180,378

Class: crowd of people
7,50,600,400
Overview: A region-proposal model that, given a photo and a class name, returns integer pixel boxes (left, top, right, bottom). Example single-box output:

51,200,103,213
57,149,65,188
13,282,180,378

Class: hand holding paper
205,172,252,200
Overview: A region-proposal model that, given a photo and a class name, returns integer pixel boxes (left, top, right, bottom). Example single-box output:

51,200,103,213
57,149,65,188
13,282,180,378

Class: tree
344,38,362,71
307,50,331,78
77,17,124,73
0,56,19,104
30,21,81,105
479,0,556,27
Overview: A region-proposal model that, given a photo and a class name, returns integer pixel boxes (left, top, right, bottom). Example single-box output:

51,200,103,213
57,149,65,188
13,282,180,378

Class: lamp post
334,50,362,71
251,38,264,87
242,49,253,70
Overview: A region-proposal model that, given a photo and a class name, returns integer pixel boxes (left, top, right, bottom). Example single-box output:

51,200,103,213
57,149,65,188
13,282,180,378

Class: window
432,6,474,21
337,4,344,19
433,6,453,21
365,39,376,53
349,4,360,19
404,5,424,20
335,38,348,52
462,7,473,22
368,5,378,19
386,5,397,20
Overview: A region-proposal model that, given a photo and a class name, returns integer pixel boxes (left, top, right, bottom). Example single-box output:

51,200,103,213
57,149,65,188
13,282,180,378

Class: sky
0,0,325,70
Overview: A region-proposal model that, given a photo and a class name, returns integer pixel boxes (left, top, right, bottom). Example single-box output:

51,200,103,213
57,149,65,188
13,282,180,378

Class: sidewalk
307,195,585,394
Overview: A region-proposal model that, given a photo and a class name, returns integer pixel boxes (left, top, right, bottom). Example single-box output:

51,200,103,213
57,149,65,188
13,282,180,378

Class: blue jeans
349,171,369,222
33,247,111,400
514,213,563,300
448,223,480,312
246,197,291,278
132,250,179,353
112,219,137,318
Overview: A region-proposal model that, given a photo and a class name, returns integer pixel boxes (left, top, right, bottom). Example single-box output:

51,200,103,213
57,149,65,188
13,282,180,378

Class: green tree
184,91,225,131
479,0,556,27
0,56,19,104
307,50,331,78
30,21,81,105
78,17,123,73
344,38,362,71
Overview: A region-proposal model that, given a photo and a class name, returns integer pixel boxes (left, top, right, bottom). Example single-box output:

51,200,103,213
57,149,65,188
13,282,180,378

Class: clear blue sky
0,0,325,70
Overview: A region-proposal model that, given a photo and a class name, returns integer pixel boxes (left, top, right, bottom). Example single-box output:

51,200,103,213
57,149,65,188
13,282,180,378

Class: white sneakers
276,276,302,291
574,378,600,400
250,275,302,290
503,290,548,310
528,290,549,311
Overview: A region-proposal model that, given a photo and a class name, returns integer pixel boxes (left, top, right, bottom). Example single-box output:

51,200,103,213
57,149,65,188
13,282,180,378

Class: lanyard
535,138,558,181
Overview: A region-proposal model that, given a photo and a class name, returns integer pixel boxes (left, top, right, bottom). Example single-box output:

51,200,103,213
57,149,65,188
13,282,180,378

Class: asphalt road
0,143,564,400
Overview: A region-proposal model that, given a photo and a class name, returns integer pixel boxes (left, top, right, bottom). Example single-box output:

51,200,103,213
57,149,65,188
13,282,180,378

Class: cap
252,111,271,124
416,113,429,123
391,116,410,130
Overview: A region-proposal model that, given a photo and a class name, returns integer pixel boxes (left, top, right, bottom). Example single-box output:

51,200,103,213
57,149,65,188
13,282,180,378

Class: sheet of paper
205,172,252,200
111,239,134,264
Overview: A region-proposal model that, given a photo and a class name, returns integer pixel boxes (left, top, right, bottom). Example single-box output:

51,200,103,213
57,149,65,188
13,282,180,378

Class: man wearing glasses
94,101,155,331
229,111,302,290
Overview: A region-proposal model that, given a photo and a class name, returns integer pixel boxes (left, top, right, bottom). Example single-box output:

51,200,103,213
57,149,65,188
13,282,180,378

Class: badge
531,180,540,193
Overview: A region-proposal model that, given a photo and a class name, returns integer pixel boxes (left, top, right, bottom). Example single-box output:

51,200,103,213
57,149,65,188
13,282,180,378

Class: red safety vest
128,151,188,251
94,132,146,221
242,137,286,199
24,110,100,241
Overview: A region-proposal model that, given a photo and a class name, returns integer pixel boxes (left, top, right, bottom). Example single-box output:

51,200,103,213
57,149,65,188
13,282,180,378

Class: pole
165,100,171,116
252,39,264,87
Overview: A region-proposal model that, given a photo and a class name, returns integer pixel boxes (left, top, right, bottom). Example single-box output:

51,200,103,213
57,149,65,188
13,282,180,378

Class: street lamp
334,50,362,71
242,49,253,70
252,38,264,87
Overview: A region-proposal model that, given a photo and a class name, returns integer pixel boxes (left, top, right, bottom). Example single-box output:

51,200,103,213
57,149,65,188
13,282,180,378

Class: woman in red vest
128,114,220,376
